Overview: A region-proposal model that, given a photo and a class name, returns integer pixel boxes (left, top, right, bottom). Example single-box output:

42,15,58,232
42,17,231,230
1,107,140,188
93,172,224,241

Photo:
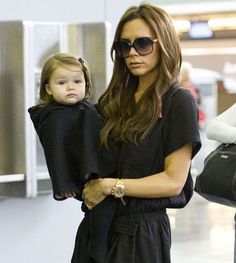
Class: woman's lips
129,62,142,68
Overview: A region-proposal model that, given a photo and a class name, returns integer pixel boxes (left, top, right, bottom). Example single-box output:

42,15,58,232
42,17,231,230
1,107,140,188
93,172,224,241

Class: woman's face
120,18,160,79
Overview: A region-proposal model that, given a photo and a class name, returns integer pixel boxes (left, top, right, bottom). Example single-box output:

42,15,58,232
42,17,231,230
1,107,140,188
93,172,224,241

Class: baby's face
45,65,86,105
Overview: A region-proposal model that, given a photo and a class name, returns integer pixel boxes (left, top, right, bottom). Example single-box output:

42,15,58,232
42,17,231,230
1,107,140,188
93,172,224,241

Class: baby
28,53,118,263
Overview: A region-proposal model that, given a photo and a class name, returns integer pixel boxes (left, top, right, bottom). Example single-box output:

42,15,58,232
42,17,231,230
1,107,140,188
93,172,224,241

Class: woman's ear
45,84,52,95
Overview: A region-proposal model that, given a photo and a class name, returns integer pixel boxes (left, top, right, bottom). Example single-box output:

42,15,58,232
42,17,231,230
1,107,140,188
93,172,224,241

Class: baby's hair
39,53,92,105
78,58,87,72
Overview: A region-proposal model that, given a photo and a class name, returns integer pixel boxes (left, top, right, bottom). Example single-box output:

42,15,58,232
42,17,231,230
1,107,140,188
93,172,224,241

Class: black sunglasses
114,37,158,58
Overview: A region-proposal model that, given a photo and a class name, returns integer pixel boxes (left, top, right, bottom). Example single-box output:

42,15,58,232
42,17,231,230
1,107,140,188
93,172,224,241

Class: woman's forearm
117,172,184,198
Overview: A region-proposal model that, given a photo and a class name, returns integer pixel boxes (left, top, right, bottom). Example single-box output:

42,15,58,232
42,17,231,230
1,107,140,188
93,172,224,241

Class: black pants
71,210,171,263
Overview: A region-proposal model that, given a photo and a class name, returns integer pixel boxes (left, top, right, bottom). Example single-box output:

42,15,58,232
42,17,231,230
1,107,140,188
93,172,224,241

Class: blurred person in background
180,61,206,128
206,102,236,262
206,103,236,143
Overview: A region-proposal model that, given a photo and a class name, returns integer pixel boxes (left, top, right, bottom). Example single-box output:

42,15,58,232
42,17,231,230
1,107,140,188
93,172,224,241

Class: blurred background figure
180,62,206,129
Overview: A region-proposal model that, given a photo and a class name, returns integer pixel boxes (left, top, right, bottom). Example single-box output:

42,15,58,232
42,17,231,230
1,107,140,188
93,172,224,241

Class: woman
72,3,201,263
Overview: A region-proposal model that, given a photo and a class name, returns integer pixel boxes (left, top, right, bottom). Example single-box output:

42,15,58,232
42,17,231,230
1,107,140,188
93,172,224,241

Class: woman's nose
128,46,138,57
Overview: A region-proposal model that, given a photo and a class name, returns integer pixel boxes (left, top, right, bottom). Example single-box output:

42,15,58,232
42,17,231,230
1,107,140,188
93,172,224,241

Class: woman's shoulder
175,86,195,100
164,84,194,101
168,86,196,110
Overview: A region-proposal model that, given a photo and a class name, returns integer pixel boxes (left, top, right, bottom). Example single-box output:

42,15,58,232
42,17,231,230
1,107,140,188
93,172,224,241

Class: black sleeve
39,109,84,200
163,88,201,159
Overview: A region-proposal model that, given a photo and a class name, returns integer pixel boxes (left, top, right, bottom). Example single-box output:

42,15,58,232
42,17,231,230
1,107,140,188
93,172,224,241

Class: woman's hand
82,178,115,209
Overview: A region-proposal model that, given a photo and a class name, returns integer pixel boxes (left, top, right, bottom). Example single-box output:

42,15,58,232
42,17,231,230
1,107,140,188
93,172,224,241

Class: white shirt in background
206,103,236,144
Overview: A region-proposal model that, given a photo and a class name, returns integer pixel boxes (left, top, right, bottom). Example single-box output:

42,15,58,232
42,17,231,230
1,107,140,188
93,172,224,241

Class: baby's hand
60,191,76,198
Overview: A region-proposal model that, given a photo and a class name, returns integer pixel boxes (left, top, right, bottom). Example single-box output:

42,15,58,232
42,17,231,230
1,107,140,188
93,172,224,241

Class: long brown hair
39,53,92,105
98,2,182,145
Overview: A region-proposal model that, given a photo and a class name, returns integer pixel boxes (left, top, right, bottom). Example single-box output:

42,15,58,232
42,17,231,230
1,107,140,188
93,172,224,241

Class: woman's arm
82,143,192,206
206,103,236,144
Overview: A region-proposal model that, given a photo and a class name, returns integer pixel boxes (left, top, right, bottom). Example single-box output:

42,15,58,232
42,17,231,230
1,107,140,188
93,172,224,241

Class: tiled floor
170,193,235,263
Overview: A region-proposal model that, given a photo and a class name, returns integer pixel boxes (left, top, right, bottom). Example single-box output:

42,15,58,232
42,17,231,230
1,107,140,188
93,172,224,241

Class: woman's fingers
82,179,107,207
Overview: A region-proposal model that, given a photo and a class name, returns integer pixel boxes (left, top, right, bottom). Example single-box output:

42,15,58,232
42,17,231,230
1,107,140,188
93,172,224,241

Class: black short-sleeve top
117,87,201,213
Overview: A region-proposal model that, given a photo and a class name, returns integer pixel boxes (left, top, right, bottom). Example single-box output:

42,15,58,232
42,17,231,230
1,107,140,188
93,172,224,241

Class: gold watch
111,179,126,205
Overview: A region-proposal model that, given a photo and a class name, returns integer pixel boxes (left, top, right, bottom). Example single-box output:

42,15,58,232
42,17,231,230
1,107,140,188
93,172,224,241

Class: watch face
115,185,125,198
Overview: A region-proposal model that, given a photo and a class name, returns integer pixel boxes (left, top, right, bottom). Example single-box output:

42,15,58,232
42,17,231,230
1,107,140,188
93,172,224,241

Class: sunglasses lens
114,40,131,58
134,37,153,55
114,37,155,58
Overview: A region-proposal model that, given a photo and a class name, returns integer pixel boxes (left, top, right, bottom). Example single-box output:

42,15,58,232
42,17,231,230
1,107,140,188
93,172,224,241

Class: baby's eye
57,80,66,85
